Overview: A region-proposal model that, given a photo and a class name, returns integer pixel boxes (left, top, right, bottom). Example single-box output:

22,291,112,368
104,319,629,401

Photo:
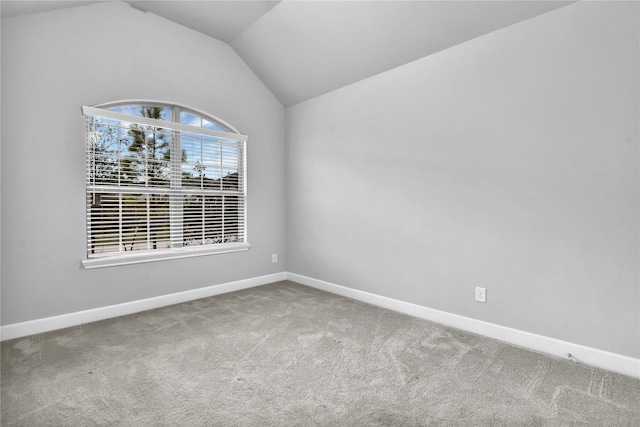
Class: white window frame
82,100,249,269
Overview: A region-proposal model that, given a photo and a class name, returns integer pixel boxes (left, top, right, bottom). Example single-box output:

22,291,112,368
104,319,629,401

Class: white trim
83,242,251,269
91,99,243,135
2,271,637,379
82,106,248,142
0,272,286,341
286,272,640,379
86,185,244,197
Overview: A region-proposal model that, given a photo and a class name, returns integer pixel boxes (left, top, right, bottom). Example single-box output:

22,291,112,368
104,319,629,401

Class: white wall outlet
475,287,486,303
272,254,278,263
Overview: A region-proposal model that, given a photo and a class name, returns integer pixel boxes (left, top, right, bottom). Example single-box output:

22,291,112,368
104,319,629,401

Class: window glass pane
203,168,222,189
181,132,201,164
181,112,201,127
181,165,202,188
204,196,224,243
221,171,239,190
183,195,242,245
112,105,170,120
121,195,148,251
120,194,170,251
119,128,137,186
125,123,171,187
183,195,203,246
109,106,139,116
180,110,227,132
88,192,120,254
202,119,226,131
221,195,242,242
202,138,221,165
221,142,239,169
147,127,171,187
88,119,119,185
88,193,170,255
201,196,240,245
148,194,170,250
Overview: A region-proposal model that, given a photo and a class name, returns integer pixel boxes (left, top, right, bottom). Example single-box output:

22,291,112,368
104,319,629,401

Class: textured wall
1,2,286,324
286,1,639,357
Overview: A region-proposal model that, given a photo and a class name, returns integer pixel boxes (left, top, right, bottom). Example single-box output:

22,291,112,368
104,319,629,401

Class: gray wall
1,2,286,324
2,1,638,360
286,1,639,358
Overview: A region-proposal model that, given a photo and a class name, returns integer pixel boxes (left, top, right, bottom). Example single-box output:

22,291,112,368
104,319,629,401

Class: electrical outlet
475,287,486,303
272,254,278,263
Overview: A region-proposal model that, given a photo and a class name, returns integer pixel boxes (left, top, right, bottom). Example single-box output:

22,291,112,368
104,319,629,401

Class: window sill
82,242,251,269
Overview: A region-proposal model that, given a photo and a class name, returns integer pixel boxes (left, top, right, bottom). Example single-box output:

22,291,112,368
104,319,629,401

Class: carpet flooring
2,280,639,426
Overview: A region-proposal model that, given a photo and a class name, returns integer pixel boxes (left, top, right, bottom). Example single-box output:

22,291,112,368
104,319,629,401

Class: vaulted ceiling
1,0,573,106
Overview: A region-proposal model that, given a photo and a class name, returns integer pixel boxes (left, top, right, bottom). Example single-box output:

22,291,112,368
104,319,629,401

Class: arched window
82,101,249,268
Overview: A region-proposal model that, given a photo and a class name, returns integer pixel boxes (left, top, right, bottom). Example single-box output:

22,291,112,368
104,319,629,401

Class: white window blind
82,103,249,268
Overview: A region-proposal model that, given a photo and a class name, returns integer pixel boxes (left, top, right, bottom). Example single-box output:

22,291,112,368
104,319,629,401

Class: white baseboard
286,272,640,379
3,271,637,379
0,272,287,342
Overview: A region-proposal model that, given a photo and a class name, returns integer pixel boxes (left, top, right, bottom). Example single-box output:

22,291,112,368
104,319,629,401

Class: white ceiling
126,1,281,43
0,1,104,17
1,0,573,106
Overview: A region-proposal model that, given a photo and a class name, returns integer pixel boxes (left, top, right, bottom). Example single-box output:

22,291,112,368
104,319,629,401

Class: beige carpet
2,280,639,426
